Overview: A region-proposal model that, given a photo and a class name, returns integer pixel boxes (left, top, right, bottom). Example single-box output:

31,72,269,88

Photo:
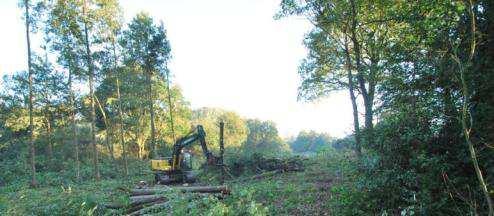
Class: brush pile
229,153,305,176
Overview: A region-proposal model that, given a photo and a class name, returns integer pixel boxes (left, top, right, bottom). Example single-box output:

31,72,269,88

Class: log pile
107,185,230,215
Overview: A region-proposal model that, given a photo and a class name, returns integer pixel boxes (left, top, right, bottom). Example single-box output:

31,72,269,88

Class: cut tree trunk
130,195,167,206
131,185,230,196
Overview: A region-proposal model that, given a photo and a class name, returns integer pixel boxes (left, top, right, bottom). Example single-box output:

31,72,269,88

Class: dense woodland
1,0,493,215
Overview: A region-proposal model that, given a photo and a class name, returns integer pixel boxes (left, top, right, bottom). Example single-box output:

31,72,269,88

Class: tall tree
98,1,125,174
277,0,363,154
90,0,123,169
120,13,171,158
277,0,400,150
48,0,85,181
335,0,494,213
103,35,130,175
22,0,37,187
81,0,100,180
48,0,122,180
113,40,128,175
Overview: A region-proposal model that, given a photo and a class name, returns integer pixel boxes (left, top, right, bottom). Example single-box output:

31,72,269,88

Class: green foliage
165,189,268,216
117,11,173,157
289,130,334,153
4,0,494,214
120,12,171,74
181,152,343,215
0,158,149,216
242,119,290,155
278,0,494,214
192,107,248,153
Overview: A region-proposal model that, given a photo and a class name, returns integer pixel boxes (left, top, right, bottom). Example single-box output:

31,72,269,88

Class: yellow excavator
151,125,221,184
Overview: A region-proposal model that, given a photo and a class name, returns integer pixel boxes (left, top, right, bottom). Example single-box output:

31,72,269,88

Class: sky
0,0,354,138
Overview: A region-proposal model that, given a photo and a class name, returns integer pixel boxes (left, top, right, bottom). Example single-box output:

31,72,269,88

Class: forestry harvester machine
150,125,224,184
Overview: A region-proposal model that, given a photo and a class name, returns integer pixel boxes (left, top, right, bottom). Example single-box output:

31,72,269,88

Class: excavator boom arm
171,125,215,169
153,124,221,184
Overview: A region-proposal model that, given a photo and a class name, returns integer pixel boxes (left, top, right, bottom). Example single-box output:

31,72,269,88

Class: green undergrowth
224,162,335,215
0,159,152,216
162,148,353,215
1,179,130,215
0,149,356,215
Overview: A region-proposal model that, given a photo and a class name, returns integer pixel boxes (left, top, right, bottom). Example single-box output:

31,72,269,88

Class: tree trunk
45,111,53,162
137,103,145,159
112,39,128,176
24,0,37,188
219,121,225,183
69,69,80,181
95,95,114,160
108,125,114,160
458,4,494,211
460,68,494,215
364,59,377,148
83,0,100,181
147,69,156,158
344,35,361,157
165,69,176,142
363,90,374,147
349,0,374,148
113,50,128,176
117,79,128,175
60,115,66,155
43,46,53,163
118,103,128,172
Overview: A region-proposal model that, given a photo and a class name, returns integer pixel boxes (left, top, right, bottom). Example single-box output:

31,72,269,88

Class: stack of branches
106,185,230,215
229,153,305,177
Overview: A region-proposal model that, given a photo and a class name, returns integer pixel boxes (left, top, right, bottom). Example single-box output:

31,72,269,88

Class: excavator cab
182,151,193,170
152,125,220,184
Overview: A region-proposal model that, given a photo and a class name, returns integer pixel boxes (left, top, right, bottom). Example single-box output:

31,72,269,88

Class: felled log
101,195,163,210
131,185,230,196
175,185,229,194
127,201,169,216
130,195,167,206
